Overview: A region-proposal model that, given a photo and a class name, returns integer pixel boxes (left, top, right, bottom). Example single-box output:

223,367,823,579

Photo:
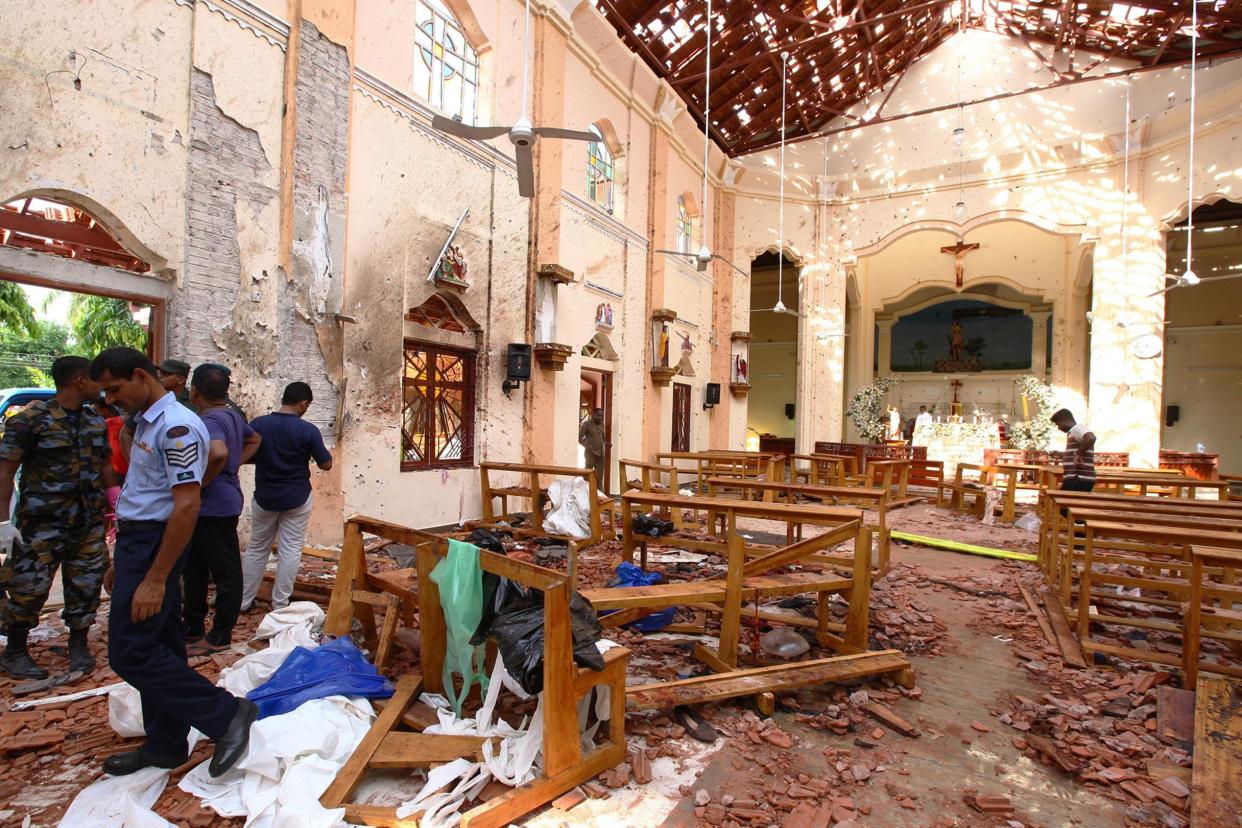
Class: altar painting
891,300,1033,373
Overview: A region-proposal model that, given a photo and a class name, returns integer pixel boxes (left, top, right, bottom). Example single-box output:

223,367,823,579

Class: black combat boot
67,627,96,673
1,627,49,680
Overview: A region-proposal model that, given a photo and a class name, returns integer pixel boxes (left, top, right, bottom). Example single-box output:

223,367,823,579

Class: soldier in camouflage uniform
0,356,121,679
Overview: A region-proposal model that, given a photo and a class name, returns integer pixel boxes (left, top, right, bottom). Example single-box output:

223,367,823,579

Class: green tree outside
1,281,39,338
66,294,147,353
0,322,68,388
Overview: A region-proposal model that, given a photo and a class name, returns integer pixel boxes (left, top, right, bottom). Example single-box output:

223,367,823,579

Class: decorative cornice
561,191,649,249
353,69,516,176
196,0,289,51
584,281,624,299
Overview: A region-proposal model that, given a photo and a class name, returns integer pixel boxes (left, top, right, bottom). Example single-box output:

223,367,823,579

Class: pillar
795,197,848,451
1086,222,1165,467
875,318,895,378
641,126,673,459
1029,309,1051,378
709,189,737,450
521,3,569,465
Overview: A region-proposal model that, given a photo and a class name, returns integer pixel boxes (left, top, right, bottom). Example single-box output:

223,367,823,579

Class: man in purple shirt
240,382,332,612
183,365,259,650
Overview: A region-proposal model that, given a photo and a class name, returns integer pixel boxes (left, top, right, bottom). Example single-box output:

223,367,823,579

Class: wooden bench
1037,490,1242,594
1073,519,1242,683
933,463,990,518
655,450,786,493
586,491,913,708
322,516,628,828
1185,546,1242,689
790,453,850,487
473,461,614,583
703,476,892,572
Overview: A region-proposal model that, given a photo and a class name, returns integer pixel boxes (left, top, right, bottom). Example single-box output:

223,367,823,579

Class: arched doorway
0,194,167,362
1161,198,1242,470
747,250,800,452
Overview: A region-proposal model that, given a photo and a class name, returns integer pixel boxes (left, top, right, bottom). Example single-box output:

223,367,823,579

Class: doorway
579,369,613,493
747,250,799,445
671,382,691,452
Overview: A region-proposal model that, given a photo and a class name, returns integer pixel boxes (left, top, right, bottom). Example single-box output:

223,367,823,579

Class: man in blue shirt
240,382,332,612
183,364,260,651
89,348,255,777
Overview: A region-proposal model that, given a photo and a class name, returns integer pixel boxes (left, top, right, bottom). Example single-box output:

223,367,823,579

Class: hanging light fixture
951,36,966,222
952,126,965,148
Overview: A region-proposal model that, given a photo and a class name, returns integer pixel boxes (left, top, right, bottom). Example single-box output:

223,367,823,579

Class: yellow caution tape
891,531,1037,563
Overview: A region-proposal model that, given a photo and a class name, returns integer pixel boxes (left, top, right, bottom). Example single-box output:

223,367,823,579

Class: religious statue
659,324,670,367
888,407,901,441
434,243,469,287
594,302,614,330
948,319,964,362
734,354,748,383
679,332,693,353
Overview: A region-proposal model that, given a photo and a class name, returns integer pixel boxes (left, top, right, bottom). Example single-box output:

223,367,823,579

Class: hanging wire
1185,0,1198,277
1122,81,1130,272
700,0,712,249
521,0,530,117
777,51,788,309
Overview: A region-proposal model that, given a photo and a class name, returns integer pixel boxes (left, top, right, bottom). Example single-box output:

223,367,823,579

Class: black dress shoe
102,748,188,776
209,698,258,777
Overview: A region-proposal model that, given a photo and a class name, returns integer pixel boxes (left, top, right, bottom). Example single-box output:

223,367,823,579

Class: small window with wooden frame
401,340,476,470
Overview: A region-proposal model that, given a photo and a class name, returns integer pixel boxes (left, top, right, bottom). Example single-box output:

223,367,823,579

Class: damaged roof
590,0,1242,156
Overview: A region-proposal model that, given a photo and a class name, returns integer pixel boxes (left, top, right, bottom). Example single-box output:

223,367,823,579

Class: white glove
0,521,23,555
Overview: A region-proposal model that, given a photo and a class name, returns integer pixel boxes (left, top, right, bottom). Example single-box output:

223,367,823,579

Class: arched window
675,195,694,253
414,0,479,125
586,125,614,213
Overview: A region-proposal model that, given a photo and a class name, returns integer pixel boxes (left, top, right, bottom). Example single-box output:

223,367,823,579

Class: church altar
913,421,1001,477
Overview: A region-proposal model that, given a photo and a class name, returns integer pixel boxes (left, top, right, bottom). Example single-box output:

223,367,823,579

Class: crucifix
940,240,980,288
949,378,964,418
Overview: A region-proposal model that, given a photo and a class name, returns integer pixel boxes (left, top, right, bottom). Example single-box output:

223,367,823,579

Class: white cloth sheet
543,477,592,539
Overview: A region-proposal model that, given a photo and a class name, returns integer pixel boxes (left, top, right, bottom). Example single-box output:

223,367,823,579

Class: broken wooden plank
321,673,424,808
1156,685,1196,746
1041,585,1088,668
1017,582,1056,649
1191,677,1242,827
626,650,910,711
369,732,491,768
863,701,921,737
581,572,852,611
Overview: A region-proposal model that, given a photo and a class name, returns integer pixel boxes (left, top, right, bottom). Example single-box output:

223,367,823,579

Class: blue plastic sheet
246,637,394,718
609,562,675,632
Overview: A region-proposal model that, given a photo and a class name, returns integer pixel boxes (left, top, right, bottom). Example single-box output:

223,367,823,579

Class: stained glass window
401,341,475,470
586,124,614,212
414,0,478,125
675,195,693,253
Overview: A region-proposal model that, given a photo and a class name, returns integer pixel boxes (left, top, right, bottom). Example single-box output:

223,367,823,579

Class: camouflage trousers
0,511,108,633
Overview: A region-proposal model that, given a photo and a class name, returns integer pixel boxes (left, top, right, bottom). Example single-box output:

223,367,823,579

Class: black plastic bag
467,528,508,554
487,591,605,695
632,512,675,537
470,575,526,646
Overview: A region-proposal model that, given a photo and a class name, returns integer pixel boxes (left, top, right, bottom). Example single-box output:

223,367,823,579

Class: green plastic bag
430,539,488,716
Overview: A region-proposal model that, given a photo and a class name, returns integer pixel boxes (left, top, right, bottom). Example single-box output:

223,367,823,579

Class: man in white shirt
915,406,933,428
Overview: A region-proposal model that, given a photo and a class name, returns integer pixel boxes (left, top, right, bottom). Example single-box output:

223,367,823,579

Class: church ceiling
590,0,1242,156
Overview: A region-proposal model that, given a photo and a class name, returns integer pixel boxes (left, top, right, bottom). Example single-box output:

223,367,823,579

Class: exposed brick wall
174,69,276,365
285,20,350,440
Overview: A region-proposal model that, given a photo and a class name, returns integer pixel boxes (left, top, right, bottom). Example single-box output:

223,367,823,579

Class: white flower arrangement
846,376,902,442
1009,375,1058,450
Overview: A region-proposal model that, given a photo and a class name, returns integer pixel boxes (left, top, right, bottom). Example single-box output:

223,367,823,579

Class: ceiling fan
751,52,799,319
652,0,748,278
431,0,596,197
1150,269,1242,296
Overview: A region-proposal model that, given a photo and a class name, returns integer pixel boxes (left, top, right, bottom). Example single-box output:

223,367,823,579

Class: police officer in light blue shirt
88,347,256,778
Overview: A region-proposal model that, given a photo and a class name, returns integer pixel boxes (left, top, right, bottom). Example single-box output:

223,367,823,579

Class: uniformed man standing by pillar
578,407,607,494
0,356,121,679
89,347,255,776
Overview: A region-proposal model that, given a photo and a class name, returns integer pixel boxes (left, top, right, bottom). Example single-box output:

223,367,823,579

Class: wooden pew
861,459,917,508
933,463,989,518
655,450,785,493
704,476,891,573
473,461,612,583
790,453,849,487
322,516,628,828
1037,490,1242,593
1073,519,1242,684
1185,547,1242,689
585,491,913,708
